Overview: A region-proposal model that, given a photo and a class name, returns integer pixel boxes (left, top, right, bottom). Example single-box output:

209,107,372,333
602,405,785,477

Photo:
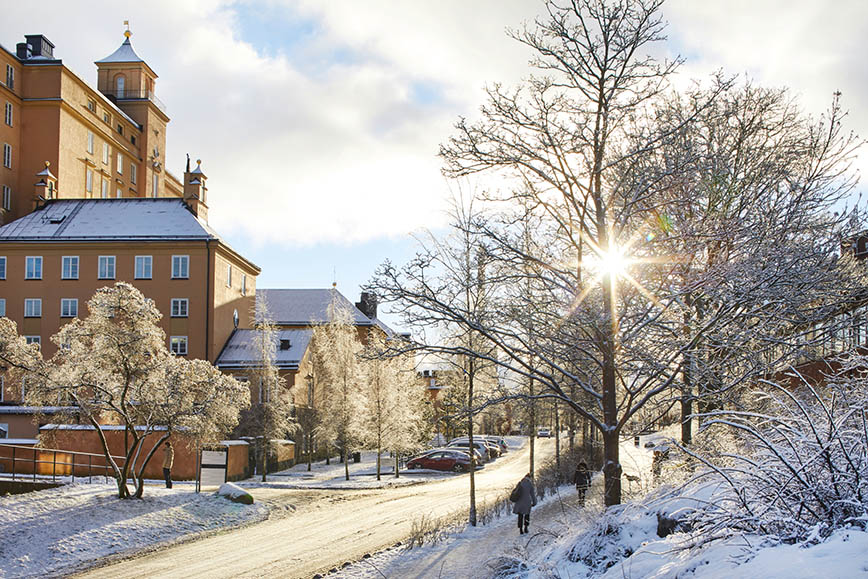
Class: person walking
574,461,591,506
511,472,537,534
162,440,174,489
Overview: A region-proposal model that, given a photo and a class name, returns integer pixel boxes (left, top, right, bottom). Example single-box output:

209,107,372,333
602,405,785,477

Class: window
0,376,4,402
0,423,7,439
3,143,11,169
24,298,42,318
61,256,79,280
116,152,123,174
170,336,188,356
117,124,123,136
152,173,158,197
135,255,152,279
102,143,109,165
131,135,136,146
87,131,94,155
60,298,78,318
87,99,96,112
103,112,110,124
130,163,137,184
25,256,42,279
0,298,5,317
98,256,115,279
4,102,11,126
116,75,125,98
171,298,188,318
101,179,108,198
172,255,189,279
1,185,9,211
5,64,13,89
116,188,122,199
25,336,40,347
241,274,247,296
85,169,93,194
226,264,232,287
0,256,4,279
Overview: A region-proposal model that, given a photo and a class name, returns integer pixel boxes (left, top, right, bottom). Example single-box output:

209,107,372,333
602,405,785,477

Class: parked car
483,436,509,454
447,440,491,462
450,437,500,459
407,449,474,472
537,428,552,438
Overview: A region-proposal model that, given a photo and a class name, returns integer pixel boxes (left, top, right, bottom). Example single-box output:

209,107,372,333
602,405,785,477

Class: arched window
115,75,125,98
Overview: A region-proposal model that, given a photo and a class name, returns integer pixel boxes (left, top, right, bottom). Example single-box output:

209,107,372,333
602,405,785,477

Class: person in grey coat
511,473,537,534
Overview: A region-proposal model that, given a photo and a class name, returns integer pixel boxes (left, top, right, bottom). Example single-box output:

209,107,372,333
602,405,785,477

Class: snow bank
0,482,267,577
217,482,254,504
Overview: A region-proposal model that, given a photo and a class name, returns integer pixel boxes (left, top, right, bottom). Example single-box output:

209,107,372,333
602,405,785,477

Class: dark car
483,436,509,454
406,449,474,472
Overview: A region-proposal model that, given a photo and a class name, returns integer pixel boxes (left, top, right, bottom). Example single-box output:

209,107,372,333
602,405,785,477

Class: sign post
197,446,228,492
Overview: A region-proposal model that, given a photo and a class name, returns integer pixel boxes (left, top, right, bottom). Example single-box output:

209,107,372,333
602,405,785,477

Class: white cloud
1,0,865,251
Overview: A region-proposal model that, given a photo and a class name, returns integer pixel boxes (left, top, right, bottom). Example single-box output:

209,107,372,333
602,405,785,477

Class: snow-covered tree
24,283,250,498
311,288,366,481
0,318,43,392
235,298,298,482
362,332,428,479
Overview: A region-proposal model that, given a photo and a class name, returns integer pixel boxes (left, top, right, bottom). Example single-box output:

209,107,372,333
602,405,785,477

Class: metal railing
0,443,126,484
101,89,166,114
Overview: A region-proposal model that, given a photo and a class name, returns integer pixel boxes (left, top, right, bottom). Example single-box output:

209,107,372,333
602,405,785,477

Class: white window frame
0,298,5,317
2,184,9,210
135,255,152,279
0,422,7,438
4,102,11,127
102,142,109,165
101,179,108,199
24,298,42,318
152,173,158,197
25,256,42,279
227,264,232,288
117,152,123,174
3,143,11,169
116,188,122,199
25,336,40,347
5,64,13,89
172,255,189,279
61,256,79,280
87,131,94,155
241,274,247,296
171,298,189,318
98,255,116,280
85,169,93,194
130,163,137,185
170,336,188,356
0,256,5,279
60,298,78,318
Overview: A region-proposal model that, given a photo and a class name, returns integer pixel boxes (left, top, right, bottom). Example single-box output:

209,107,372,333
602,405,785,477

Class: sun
597,243,628,279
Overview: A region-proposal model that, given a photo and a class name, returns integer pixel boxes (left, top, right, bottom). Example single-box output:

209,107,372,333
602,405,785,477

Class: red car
407,449,473,473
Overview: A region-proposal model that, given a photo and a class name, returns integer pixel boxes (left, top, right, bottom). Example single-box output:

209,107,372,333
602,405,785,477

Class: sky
1,0,866,330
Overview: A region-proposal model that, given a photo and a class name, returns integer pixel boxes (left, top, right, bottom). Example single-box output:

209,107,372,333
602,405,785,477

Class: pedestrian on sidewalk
162,440,174,489
574,461,591,506
510,472,537,534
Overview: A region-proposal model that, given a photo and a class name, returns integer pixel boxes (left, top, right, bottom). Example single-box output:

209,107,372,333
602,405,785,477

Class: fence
0,443,125,484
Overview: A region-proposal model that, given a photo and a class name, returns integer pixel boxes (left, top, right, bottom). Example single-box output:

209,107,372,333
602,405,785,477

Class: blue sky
2,0,866,331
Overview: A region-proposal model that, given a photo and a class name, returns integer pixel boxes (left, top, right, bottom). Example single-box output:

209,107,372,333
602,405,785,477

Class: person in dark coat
511,473,537,534
574,461,591,506
162,441,174,489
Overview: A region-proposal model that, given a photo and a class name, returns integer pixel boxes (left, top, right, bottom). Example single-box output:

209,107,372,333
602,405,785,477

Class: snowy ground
332,428,868,578
0,482,268,578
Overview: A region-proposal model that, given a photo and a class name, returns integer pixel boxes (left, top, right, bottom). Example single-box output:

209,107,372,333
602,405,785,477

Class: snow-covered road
74,438,555,578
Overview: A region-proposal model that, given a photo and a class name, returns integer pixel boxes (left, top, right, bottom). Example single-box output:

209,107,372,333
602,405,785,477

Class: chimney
183,158,209,222
17,35,55,60
355,292,377,319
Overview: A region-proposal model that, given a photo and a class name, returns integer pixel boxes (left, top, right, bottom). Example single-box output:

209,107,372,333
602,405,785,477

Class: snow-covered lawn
332,430,868,578
0,482,267,578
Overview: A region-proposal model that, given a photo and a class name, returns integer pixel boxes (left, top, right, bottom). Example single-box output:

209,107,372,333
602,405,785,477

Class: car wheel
452,464,464,473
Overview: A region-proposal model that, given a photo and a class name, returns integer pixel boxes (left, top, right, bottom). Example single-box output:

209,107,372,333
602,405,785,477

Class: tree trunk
681,349,693,445
394,452,399,478
601,271,622,506
376,432,382,481
261,438,268,483
344,446,350,481
467,369,477,527
529,376,535,478
554,399,561,481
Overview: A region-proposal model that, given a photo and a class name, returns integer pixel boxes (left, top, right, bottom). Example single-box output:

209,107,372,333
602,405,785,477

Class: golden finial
44,161,50,168
123,21,131,39
196,159,202,166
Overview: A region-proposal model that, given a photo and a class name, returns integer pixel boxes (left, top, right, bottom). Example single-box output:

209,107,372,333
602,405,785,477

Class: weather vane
123,20,131,39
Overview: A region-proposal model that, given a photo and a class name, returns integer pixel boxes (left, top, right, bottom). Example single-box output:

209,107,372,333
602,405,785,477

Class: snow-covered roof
0,198,213,242
0,406,76,414
215,328,313,370
257,288,374,326
95,37,146,65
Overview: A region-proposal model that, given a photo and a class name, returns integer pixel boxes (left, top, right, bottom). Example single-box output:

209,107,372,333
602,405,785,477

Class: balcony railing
101,89,166,114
